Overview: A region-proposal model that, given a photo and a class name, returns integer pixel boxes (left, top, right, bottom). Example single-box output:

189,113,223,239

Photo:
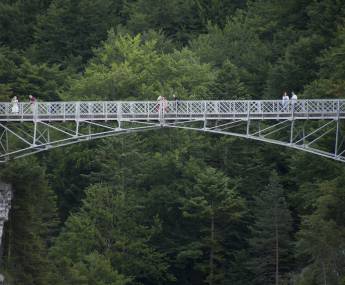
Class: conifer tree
50,184,173,284
295,175,345,284
248,172,293,285
180,163,245,285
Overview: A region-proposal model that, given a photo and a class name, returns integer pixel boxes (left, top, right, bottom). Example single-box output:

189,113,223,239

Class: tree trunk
322,261,327,285
275,214,279,285
209,204,214,285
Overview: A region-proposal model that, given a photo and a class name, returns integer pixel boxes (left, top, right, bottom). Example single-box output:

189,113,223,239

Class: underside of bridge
0,116,344,162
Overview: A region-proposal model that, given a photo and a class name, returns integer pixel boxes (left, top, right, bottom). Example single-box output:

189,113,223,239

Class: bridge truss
0,99,345,162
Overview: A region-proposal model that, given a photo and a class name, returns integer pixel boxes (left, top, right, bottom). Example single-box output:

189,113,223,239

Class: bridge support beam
0,120,161,161
164,117,345,163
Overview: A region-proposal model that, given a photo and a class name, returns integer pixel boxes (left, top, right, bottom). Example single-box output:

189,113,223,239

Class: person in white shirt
282,91,289,111
11,96,19,113
291,91,298,112
291,91,297,101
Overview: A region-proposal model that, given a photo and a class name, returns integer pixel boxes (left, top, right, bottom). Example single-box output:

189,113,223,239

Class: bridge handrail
0,99,344,119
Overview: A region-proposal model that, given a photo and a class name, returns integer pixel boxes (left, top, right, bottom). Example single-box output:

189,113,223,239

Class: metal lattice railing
1,99,345,121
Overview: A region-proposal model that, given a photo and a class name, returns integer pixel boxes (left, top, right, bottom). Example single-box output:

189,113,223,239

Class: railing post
117,102,122,128
257,100,261,115
203,101,207,129
290,117,295,144
147,101,150,120
159,100,165,123
335,100,340,156
75,102,80,121
33,121,37,145
34,102,38,121
306,100,309,119
246,101,250,135
75,103,80,137
5,103,9,119
63,102,66,121
20,102,24,120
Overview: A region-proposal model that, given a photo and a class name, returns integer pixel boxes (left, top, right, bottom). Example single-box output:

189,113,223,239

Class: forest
0,0,345,284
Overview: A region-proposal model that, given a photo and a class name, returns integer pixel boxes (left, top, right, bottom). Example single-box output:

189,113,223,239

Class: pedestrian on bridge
156,96,168,118
282,92,289,111
156,95,162,112
11,96,19,114
163,96,168,111
29,94,36,104
29,95,36,113
291,91,298,111
173,94,179,112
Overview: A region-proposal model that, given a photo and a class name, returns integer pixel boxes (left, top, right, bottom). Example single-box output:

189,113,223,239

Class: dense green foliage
1,0,345,284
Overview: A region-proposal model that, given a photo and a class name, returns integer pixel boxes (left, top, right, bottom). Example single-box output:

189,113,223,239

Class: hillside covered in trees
1,0,345,284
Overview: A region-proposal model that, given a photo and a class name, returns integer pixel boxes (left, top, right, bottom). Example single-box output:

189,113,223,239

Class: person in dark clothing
173,94,179,112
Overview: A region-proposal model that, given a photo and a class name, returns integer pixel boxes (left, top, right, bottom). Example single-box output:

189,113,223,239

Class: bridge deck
0,100,344,122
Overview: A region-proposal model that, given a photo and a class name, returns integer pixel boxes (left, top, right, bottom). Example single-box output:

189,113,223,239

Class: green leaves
68,253,131,285
191,15,270,97
180,164,246,284
302,27,345,99
210,60,250,99
0,159,58,285
266,35,324,98
68,32,215,100
248,172,293,284
125,0,205,44
295,176,345,284
0,0,51,48
0,47,68,101
50,184,172,284
34,0,123,65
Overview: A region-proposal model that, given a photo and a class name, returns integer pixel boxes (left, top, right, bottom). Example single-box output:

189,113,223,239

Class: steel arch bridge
0,99,345,163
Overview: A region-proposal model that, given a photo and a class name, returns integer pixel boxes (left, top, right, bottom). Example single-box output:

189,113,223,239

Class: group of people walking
282,91,298,102
10,92,299,114
282,91,298,110
11,95,36,113
156,94,179,112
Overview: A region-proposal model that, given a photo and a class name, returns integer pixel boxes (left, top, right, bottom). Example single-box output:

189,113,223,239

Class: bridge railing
0,99,344,121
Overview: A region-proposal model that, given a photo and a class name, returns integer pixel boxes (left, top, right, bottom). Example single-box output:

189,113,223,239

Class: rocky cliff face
0,183,12,285
0,183,11,246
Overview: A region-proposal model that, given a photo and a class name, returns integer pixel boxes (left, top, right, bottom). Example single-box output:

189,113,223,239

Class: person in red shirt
29,94,36,104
